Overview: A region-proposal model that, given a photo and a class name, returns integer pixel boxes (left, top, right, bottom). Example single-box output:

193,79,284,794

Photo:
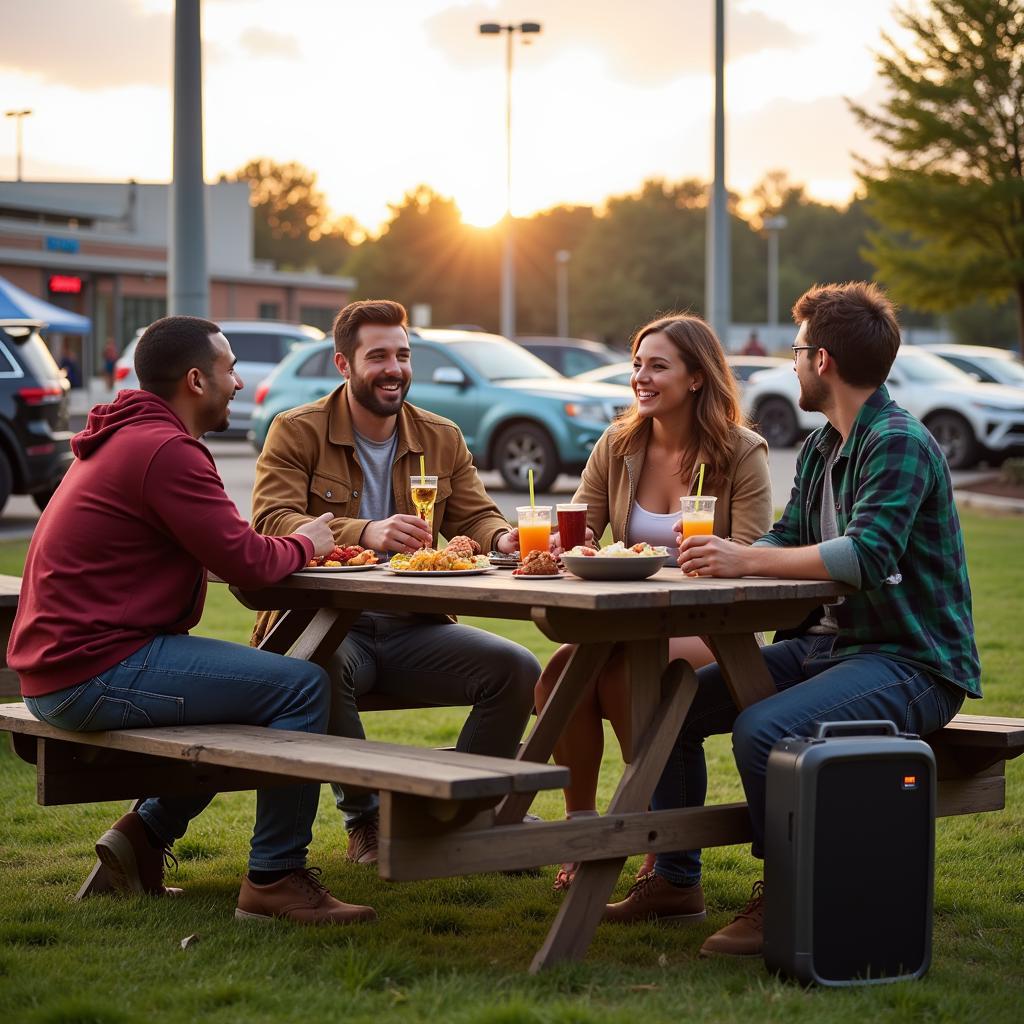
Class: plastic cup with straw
410,455,437,532
680,462,716,541
516,468,551,559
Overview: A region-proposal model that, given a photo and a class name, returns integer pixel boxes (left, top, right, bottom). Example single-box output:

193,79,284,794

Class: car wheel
754,397,799,448
0,451,11,516
31,482,60,513
493,423,559,492
926,412,979,470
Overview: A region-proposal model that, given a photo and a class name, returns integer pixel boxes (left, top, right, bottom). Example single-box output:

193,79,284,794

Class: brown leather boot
604,871,706,925
699,880,765,957
95,811,183,897
236,868,377,925
345,817,379,865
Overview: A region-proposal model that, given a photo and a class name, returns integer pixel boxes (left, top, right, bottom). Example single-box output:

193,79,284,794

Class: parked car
0,320,73,514
576,355,788,390
115,320,325,437
250,328,634,491
516,336,622,377
743,347,1024,468
921,344,1024,389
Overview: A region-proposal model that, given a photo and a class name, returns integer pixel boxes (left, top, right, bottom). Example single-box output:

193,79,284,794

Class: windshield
981,356,1024,386
895,350,972,385
445,339,560,382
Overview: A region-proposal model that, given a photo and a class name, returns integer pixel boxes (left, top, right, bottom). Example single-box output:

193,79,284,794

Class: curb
954,490,1024,515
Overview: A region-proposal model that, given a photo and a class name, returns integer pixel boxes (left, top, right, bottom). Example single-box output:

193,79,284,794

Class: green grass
1,511,1022,1022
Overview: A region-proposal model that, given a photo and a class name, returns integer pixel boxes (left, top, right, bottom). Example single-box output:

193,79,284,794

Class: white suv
743,346,1024,469
115,319,324,437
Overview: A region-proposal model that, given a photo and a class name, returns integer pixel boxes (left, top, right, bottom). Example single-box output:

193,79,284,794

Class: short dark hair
792,282,900,388
135,315,221,399
332,300,408,360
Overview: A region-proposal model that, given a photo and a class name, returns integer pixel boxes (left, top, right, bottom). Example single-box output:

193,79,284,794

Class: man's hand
496,529,519,555
292,512,337,558
678,534,751,578
361,514,433,553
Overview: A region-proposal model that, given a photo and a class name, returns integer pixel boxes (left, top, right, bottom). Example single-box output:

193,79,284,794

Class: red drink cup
556,503,587,551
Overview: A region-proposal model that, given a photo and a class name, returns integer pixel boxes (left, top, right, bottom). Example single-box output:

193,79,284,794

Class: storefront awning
0,274,92,334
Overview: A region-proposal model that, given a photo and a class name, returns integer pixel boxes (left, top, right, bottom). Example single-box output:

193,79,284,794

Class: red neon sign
48,274,83,294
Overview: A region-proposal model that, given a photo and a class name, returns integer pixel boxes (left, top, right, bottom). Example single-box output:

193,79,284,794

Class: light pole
479,21,541,339
704,0,730,342
555,249,571,337
763,215,787,326
5,109,32,181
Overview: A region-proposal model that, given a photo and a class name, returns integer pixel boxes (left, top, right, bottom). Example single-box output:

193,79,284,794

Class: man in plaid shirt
605,282,981,957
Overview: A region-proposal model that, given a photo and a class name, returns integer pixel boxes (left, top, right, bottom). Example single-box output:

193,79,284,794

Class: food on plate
389,544,490,572
513,550,561,576
307,544,379,568
445,535,482,559
566,541,667,559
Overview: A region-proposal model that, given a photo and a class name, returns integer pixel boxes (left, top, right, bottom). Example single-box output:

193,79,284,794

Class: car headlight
564,401,610,421
971,401,1024,413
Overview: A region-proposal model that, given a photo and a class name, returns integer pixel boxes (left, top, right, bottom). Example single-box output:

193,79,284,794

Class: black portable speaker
763,720,936,986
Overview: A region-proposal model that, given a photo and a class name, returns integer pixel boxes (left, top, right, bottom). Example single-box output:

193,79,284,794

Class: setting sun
456,192,506,229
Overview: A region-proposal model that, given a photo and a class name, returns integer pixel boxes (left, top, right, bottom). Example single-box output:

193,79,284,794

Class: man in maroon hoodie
8,315,376,926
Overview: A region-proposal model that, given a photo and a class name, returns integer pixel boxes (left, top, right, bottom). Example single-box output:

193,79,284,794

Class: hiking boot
604,871,706,925
345,817,379,865
95,811,182,897
235,867,376,925
699,880,765,957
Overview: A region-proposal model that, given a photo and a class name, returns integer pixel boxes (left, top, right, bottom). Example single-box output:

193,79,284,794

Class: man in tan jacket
251,300,539,865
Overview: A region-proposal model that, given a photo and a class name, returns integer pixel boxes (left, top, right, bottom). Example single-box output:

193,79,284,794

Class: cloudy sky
1,0,911,231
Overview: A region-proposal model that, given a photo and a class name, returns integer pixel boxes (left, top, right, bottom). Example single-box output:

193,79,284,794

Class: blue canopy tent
0,274,92,334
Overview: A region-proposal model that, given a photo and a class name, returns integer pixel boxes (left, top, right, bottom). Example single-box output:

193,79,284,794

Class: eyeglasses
791,345,820,363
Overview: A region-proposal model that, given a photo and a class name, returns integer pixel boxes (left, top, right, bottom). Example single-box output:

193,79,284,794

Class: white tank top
627,502,681,549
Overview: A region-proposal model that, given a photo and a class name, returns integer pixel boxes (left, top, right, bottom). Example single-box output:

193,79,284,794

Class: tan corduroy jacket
249,385,511,646
573,422,773,546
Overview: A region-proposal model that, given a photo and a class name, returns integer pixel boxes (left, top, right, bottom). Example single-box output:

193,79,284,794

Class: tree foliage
850,0,1024,350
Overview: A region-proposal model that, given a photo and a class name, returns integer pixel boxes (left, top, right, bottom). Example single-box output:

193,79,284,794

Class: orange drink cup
679,496,716,575
517,505,552,559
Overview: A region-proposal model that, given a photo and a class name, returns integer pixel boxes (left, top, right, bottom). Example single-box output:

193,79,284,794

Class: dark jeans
327,613,539,828
25,634,330,872
652,634,965,887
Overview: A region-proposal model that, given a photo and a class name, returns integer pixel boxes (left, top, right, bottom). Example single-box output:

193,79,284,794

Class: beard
798,373,828,413
348,372,411,417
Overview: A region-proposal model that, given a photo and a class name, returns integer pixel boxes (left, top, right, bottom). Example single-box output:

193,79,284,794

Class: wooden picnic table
232,564,850,972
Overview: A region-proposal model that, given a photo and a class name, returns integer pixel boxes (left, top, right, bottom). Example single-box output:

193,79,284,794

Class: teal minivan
249,328,634,491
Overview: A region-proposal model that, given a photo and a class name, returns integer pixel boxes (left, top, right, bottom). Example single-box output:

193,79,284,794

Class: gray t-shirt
353,429,399,526
810,438,844,635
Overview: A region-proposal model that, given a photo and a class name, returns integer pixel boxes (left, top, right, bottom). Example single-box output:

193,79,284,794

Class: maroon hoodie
9,390,314,697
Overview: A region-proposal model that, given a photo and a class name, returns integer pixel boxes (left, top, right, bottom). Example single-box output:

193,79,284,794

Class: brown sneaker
699,880,765,957
235,867,377,925
345,818,379,865
604,871,706,925
95,811,183,897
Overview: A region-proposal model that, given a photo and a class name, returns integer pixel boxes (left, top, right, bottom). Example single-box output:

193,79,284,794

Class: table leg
258,608,316,655
706,632,776,709
494,641,614,827
530,648,699,973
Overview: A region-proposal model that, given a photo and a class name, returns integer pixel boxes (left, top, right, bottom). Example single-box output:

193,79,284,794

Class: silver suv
115,319,324,437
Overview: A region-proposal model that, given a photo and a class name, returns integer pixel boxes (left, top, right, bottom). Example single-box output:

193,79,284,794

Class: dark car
0,320,74,514
516,336,622,377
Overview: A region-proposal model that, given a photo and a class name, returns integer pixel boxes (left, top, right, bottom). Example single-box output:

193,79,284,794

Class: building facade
0,180,353,377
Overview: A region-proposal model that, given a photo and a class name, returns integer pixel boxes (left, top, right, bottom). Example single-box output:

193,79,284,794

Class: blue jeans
25,634,330,872
327,613,539,829
652,634,965,887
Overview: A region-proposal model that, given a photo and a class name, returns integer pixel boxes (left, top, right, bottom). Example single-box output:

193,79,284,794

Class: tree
850,0,1024,352
230,158,354,274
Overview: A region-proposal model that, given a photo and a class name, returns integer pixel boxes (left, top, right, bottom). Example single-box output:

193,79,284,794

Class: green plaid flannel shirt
758,386,981,697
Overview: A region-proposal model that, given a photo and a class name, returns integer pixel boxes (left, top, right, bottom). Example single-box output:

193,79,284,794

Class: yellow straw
528,468,535,507
696,463,706,497
419,454,426,486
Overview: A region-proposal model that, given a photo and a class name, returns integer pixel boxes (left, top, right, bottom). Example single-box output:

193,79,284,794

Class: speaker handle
813,720,899,738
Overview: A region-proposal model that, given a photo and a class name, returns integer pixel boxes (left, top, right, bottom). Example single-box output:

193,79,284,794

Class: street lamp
763,215,787,326
704,0,730,342
555,249,571,337
5,109,32,181
478,20,542,339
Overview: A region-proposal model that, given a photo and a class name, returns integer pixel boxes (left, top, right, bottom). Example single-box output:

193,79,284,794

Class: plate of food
300,545,380,572
561,541,669,581
488,550,521,569
385,537,493,576
512,550,563,579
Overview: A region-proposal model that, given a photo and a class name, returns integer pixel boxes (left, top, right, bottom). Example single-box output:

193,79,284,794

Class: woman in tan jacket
535,313,773,892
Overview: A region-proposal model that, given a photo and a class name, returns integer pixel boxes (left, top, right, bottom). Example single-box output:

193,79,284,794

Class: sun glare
458,193,506,229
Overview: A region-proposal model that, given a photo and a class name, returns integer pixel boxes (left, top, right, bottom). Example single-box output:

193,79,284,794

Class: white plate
511,571,565,581
384,567,493,577
299,563,380,573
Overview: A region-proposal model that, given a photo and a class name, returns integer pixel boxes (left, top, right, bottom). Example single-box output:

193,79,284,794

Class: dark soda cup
556,503,587,551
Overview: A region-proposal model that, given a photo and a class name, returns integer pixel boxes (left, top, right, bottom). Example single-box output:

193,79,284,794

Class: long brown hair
611,313,744,479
